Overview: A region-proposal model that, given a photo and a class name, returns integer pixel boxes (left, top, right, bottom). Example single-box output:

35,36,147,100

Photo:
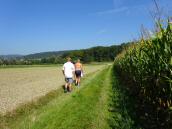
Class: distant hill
24,50,72,59
0,55,23,60
0,51,72,60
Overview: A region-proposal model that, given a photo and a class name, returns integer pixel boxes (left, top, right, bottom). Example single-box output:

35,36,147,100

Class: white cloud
95,6,128,15
94,0,147,16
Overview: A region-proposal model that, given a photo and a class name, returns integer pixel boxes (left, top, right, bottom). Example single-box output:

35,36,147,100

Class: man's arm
72,64,75,76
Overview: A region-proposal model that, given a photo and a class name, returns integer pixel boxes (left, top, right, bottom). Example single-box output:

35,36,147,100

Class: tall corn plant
114,21,172,129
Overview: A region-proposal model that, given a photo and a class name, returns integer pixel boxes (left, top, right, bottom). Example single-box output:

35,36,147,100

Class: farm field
0,64,107,114
0,66,139,129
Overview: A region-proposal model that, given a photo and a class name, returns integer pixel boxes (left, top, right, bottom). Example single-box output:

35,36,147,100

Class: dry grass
0,64,106,114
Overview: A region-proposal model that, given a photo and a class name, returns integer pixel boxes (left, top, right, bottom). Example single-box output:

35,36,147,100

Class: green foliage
0,59,3,65
62,44,130,63
114,21,172,129
24,51,69,59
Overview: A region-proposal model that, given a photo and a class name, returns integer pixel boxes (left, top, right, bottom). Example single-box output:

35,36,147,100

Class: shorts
65,78,73,84
75,70,81,77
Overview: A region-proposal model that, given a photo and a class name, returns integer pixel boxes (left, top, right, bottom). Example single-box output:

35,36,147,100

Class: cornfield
114,21,172,128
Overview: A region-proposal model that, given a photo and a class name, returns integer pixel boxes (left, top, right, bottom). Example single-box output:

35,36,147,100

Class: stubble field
0,64,106,114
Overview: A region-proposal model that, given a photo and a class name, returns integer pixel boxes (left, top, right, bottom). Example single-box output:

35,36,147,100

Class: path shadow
108,66,142,129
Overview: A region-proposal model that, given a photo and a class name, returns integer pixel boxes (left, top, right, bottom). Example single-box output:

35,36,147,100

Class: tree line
0,43,131,65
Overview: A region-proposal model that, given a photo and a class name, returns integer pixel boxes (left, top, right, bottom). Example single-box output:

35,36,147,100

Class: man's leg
75,77,78,85
64,78,69,93
68,83,72,92
76,77,78,85
68,78,73,92
77,71,81,86
65,82,69,92
75,72,77,85
77,77,81,86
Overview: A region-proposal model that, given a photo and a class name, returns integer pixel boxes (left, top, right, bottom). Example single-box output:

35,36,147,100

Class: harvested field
0,64,106,114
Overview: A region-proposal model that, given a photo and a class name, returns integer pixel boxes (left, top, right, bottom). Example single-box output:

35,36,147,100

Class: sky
0,0,172,55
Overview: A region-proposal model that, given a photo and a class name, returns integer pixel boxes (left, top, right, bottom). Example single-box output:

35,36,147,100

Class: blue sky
0,0,172,55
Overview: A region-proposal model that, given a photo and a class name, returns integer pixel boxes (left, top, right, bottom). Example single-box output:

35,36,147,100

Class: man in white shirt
62,57,75,93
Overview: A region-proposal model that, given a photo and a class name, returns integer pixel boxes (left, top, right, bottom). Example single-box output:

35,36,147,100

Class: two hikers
62,57,83,93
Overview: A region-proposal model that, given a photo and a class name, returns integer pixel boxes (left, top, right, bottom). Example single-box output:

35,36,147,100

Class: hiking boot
64,89,68,93
75,81,78,86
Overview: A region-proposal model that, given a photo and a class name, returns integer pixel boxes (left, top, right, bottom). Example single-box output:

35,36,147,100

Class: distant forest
0,43,131,65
